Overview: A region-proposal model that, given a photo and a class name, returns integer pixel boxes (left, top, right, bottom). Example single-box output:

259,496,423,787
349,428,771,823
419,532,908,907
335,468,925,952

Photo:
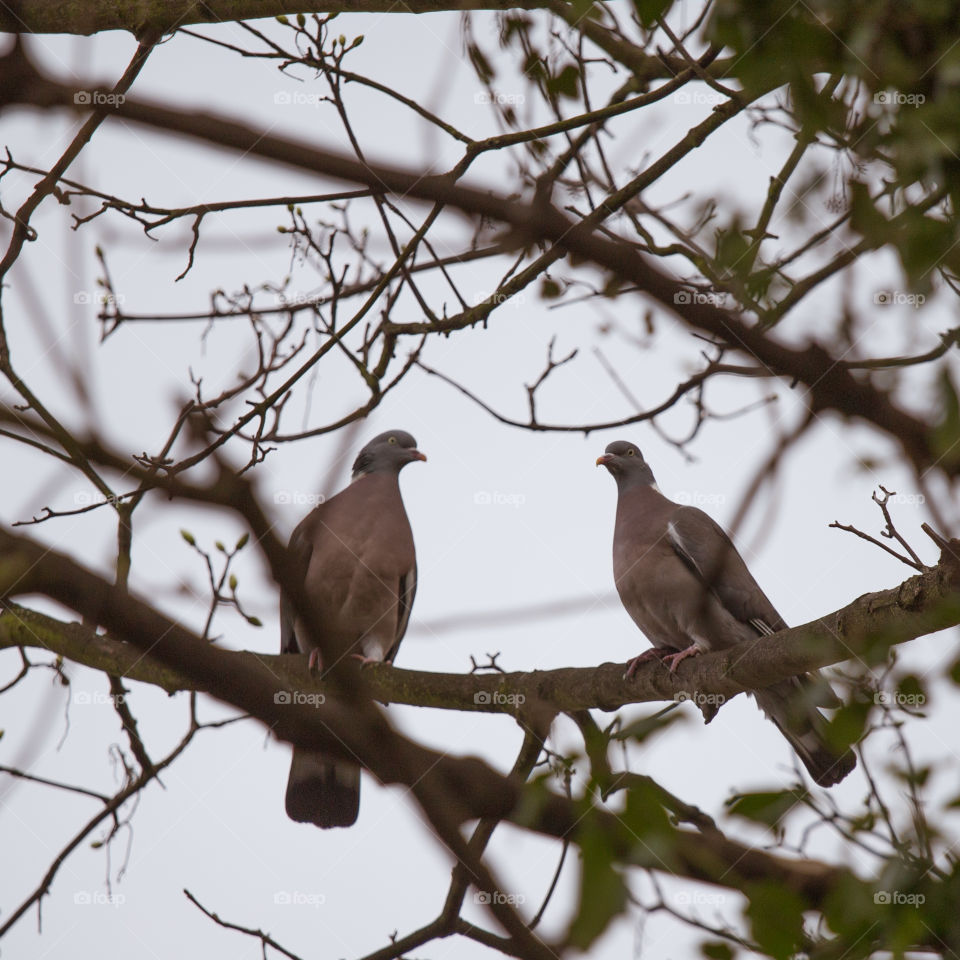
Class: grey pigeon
281,430,425,827
597,441,855,787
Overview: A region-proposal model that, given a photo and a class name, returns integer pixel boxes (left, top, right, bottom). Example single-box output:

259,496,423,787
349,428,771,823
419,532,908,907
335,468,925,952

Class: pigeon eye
626,449,635,456
388,436,397,444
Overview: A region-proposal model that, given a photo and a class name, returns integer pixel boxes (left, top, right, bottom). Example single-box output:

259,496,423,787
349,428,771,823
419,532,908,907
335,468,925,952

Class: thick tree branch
5,546,958,716
0,0,545,37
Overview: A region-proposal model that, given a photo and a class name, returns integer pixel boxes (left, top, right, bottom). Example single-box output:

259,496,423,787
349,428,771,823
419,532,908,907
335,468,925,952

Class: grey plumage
597,441,855,787
281,430,425,826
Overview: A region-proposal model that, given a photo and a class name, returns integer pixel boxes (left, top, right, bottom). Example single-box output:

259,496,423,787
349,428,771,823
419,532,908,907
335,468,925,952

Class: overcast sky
2,10,959,959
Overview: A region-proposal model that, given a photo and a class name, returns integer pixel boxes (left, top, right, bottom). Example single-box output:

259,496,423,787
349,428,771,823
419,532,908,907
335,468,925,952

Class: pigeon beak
596,454,613,467
410,450,427,463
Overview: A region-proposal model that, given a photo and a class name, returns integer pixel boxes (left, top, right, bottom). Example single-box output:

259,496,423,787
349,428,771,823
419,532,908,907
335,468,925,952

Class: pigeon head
596,441,656,489
352,430,426,479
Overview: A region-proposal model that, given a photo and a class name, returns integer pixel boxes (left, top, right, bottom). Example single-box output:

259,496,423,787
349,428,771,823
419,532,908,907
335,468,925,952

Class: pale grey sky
1,11,958,959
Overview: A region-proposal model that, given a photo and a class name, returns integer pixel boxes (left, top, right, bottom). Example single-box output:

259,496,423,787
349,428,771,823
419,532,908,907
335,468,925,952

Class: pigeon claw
350,653,381,668
624,646,677,679
307,649,323,674
661,644,701,673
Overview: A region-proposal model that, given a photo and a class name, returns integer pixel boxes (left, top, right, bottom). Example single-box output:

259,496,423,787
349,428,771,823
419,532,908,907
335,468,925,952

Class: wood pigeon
280,429,426,827
597,440,855,787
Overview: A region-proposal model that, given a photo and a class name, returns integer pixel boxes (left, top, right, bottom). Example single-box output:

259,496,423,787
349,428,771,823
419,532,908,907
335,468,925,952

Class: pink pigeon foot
661,644,701,673
350,653,381,667
624,646,680,679
307,648,323,673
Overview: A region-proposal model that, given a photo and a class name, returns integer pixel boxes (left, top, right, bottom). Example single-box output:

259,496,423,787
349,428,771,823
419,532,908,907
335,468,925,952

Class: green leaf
613,709,686,744
229,574,238,591
246,616,263,627
744,882,806,959
931,367,960,471
540,278,563,299
215,541,226,553
632,0,672,28
822,872,877,940
827,697,871,750
180,529,196,546
701,943,734,960
725,789,805,834
621,777,674,855
235,532,249,550
566,820,628,949
547,64,580,99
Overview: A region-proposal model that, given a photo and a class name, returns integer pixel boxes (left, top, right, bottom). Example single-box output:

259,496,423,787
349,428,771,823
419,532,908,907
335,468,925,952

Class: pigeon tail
285,748,360,828
753,685,856,787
